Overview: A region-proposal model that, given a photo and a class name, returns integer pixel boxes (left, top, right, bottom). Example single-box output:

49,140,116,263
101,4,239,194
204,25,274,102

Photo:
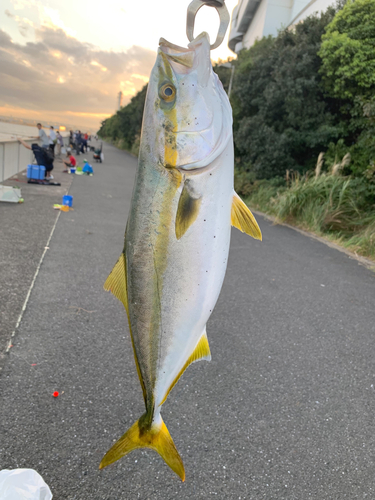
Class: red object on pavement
53,391,59,397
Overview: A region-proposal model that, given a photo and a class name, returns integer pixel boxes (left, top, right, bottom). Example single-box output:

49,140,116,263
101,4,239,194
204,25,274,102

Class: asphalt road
1,143,375,499
0,162,73,363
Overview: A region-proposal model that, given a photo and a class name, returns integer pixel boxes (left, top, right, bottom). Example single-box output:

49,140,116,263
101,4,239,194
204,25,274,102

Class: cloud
5,8,33,37
0,23,155,129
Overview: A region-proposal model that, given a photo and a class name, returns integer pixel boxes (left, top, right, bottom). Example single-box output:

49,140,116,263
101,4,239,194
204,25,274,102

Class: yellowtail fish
100,32,261,481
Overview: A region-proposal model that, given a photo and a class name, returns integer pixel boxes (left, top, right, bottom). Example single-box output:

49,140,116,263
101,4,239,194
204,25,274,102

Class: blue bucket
62,195,73,207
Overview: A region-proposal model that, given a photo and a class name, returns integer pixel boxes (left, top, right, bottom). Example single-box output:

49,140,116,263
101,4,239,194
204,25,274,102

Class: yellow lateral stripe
164,103,177,167
99,414,185,481
231,192,262,241
159,331,211,407
104,254,147,403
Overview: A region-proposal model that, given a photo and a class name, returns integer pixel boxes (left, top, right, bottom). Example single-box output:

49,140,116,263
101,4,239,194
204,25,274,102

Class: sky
0,0,238,131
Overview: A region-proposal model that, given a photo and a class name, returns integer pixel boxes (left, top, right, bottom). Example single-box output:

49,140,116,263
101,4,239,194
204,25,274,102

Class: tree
319,0,375,173
319,0,375,100
232,8,343,179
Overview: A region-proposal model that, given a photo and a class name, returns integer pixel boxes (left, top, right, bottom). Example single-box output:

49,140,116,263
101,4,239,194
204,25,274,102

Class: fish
99,32,262,481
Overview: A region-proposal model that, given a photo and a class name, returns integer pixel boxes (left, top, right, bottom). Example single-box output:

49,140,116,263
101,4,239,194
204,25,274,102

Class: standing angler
100,32,262,480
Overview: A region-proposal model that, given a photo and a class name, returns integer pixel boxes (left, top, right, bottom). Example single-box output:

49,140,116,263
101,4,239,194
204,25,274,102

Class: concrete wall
290,0,335,25
264,0,293,35
289,0,310,22
0,140,33,183
242,0,268,47
229,0,334,52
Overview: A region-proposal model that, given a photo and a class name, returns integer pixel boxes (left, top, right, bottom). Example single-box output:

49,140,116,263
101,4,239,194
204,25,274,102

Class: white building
228,0,335,53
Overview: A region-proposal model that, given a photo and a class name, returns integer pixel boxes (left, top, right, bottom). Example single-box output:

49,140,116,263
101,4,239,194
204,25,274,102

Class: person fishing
17,138,54,180
35,123,49,149
62,150,77,172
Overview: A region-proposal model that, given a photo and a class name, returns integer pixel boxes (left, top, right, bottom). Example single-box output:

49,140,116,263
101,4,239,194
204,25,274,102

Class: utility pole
117,91,123,111
220,62,235,98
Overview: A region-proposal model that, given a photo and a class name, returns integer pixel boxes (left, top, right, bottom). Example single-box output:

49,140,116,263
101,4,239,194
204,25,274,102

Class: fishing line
2,210,62,360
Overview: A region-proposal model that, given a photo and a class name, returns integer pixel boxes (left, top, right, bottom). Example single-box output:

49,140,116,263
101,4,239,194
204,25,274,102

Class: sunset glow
0,0,237,130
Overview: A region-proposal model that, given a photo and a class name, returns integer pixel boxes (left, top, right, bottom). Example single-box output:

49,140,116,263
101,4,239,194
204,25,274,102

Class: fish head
142,32,232,171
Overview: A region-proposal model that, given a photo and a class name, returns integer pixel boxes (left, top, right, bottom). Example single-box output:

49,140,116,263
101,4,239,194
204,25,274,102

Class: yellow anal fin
104,253,128,312
159,331,211,407
99,414,185,481
104,254,147,404
231,191,262,241
175,181,202,240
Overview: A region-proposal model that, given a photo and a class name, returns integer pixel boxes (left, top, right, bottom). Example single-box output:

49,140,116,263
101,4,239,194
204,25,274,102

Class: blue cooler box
27,164,46,180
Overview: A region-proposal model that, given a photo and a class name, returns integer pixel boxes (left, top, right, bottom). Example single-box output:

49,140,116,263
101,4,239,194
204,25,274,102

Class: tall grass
343,220,375,260
240,170,375,260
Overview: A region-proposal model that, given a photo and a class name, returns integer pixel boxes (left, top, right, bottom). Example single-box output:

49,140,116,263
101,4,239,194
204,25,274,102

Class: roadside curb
253,209,375,272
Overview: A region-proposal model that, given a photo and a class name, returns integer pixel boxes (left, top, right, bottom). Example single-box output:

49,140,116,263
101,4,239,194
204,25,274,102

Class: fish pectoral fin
160,330,211,407
104,253,128,312
175,181,202,240
99,414,185,481
231,191,262,241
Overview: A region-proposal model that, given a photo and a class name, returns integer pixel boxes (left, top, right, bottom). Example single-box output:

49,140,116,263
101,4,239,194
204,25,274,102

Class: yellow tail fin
99,415,185,481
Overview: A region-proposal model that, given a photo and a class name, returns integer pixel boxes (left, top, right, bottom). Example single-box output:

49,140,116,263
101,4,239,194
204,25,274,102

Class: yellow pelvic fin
99,415,185,481
104,253,128,312
231,192,262,241
160,330,211,407
175,181,202,240
104,254,147,404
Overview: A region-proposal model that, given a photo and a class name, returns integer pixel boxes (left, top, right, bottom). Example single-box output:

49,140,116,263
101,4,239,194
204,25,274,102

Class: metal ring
186,0,230,50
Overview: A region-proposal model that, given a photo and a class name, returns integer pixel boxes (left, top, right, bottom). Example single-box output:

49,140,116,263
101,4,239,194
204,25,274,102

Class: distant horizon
0,113,98,134
1,0,236,131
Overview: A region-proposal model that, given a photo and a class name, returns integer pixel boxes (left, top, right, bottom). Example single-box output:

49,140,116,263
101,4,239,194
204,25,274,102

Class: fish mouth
159,38,191,54
159,33,210,69
159,39,195,68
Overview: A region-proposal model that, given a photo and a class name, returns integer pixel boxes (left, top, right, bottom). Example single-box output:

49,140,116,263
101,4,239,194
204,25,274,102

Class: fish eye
159,83,176,102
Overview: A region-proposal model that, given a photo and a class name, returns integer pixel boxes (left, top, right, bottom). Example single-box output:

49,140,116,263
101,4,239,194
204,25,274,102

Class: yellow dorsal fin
104,253,128,312
159,330,211,407
104,254,147,403
99,414,185,481
231,192,262,241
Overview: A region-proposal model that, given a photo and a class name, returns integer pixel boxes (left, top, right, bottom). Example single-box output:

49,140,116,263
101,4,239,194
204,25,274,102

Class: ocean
0,121,68,142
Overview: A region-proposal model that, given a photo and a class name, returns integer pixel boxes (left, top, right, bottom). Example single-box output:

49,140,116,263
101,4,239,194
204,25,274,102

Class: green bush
319,0,375,101
232,9,343,179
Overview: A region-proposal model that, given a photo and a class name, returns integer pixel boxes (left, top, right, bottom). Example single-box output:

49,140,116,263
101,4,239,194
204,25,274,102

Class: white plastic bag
0,469,52,500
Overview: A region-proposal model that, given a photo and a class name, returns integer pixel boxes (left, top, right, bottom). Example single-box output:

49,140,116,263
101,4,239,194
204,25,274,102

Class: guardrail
0,140,34,183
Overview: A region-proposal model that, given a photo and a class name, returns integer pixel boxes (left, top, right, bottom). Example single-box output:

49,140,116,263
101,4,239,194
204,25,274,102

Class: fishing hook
186,0,230,50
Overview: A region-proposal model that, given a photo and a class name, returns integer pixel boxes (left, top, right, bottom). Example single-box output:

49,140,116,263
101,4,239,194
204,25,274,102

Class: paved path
0,157,73,364
0,143,375,499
